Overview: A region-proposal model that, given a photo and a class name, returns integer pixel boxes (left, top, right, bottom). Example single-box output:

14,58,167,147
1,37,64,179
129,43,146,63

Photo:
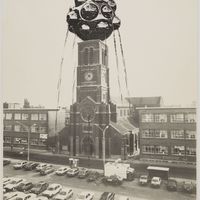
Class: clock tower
69,39,117,158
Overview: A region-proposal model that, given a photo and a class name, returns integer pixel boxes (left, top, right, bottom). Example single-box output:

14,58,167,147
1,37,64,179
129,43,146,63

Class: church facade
69,40,139,159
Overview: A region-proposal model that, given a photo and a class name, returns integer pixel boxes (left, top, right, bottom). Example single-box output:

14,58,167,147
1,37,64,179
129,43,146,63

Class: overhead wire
72,34,77,104
117,29,132,116
55,27,69,152
113,31,123,104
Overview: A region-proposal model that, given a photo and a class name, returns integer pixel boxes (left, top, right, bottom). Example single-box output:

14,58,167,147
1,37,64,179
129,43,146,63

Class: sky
2,0,198,108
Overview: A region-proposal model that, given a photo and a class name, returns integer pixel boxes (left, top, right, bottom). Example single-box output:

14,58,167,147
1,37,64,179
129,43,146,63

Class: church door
82,136,94,156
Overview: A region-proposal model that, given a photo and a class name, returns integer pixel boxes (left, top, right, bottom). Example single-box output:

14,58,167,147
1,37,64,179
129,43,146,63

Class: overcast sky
2,0,198,108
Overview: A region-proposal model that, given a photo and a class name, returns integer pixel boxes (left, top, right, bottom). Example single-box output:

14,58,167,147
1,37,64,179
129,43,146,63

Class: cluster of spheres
67,0,121,41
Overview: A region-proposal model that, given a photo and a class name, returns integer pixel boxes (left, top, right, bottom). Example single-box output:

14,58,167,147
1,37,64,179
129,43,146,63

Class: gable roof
110,119,138,135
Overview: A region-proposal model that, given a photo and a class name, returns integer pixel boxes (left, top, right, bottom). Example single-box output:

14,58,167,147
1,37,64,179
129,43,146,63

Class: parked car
103,175,123,186
3,177,13,187
40,166,54,175
117,196,130,200
55,167,69,176
3,159,11,166
36,163,52,172
33,196,49,200
151,177,162,188
139,175,148,185
78,168,89,179
41,184,62,198
13,161,28,170
24,162,39,171
11,192,36,200
99,192,115,200
87,172,100,182
30,181,49,195
15,181,33,192
67,168,79,177
52,188,73,200
3,191,19,200
182,181,195,193
76,192,94,200
166,179,177,191
4,178,25,192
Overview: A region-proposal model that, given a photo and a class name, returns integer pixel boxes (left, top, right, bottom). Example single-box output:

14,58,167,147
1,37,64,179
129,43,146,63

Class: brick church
68,40,139,159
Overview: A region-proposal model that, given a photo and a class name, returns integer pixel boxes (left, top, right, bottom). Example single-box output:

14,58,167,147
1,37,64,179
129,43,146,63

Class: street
3,158,196,200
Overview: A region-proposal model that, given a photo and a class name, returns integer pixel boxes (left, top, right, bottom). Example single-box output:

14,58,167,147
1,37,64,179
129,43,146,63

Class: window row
4,113,47,121
142,129,196,140
3,137,47,146
4,125,47,134
142,145,196,156
141,113,196,123
119,109,130,117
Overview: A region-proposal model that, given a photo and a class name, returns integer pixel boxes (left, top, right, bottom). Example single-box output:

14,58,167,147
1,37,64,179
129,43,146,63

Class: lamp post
15,121,36,162
94,124,109,171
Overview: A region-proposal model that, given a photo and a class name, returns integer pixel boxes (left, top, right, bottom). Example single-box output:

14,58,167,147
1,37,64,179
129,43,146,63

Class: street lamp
94,124,109,171
15,121,36,162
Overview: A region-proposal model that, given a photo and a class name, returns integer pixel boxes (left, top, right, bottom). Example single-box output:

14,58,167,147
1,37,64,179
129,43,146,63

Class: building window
155,130,168,138
154,114,167,123
154,146,168,154
14,125,21,132
39,127,47,134
83,48,89,65
171,130,184,139
124,110,126,116
5,113,12,120
141,114,154,122
185,113,196,123
31,126,39,133
170,114,184,123
120,110,123,117
171,146,185,155
4,136,11,143
31,114,38,121
14,137,27,144
82,124,92,132
89,47,94,64
14,113,21,120
142,145,155,154
142,130,167,138
39,114,47,121
185,131,196,140
3,113,6,119
186,147,196,156
30,139,38,145
22,113,29,120
4,125,12,131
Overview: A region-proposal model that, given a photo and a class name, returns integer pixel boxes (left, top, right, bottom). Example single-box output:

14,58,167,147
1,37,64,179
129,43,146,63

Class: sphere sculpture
67,0,121,41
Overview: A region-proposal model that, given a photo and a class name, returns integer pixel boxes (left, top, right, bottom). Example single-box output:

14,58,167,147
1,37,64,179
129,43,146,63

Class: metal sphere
67,0,120,41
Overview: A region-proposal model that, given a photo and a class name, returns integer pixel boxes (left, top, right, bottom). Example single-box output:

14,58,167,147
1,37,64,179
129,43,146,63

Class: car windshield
35,184,42,188
68,169,73,173
10,180,17,184
48,187,55,191
140,176,147,179
60,191,66,195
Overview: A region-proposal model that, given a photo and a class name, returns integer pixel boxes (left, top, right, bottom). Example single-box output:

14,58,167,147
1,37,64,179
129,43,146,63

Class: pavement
3,147,196,180
3,158,196,200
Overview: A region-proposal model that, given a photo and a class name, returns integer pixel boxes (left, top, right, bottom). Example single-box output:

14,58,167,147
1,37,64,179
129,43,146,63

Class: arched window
89,47,94,64
83,48,89,65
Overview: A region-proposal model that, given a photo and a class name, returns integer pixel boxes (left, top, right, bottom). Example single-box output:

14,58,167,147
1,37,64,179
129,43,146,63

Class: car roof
49,183,61,187
152,177,160,179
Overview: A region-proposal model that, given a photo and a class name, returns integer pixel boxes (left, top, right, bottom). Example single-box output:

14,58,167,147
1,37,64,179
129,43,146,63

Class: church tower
69,40,117,158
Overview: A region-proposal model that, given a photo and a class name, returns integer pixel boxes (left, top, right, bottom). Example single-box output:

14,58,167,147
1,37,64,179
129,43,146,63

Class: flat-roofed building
137,107,196,162
3,107,66,150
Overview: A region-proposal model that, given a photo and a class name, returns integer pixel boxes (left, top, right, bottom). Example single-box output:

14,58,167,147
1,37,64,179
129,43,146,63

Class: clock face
84,71,93,81
80,105,96,122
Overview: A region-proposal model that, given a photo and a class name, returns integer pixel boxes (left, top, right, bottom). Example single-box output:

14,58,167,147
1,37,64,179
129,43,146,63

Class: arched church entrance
82,136,94,156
